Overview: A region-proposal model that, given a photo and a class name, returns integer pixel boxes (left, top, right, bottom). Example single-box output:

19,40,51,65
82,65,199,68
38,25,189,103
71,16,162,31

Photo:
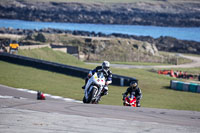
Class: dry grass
0,34,24,40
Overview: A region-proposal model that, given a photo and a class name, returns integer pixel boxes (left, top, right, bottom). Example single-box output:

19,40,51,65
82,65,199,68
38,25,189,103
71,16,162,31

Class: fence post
120,78,124,86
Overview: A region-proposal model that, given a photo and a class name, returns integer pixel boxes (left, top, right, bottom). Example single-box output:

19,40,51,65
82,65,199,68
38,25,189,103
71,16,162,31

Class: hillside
1,27,200,57
0,0,200,27
1,30,188,64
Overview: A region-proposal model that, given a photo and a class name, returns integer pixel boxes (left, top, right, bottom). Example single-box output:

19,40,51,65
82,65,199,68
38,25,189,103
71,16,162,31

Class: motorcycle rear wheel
83,96,87,103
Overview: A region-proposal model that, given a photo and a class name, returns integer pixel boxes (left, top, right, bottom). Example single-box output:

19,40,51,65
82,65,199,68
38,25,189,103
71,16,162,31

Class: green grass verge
0,61,85,100
1,48,200,111
18,47,84,66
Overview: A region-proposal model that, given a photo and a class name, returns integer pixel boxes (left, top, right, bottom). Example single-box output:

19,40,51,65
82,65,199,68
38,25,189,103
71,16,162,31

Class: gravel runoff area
1,84,200,133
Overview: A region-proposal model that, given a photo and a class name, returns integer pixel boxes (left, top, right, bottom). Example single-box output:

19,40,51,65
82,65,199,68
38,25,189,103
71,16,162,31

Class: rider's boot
136,100,141,107
82,85,85,89
82,77,89,89
101,89,108,96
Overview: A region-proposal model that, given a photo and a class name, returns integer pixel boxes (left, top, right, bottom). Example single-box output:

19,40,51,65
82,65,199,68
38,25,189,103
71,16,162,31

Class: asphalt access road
0,84,200,133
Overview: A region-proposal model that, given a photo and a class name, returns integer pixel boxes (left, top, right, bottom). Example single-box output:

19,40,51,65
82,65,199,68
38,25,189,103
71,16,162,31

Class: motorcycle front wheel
88,87,98,104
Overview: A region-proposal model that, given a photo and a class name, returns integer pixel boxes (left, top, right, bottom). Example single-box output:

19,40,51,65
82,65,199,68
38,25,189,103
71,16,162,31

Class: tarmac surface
1,84,200,133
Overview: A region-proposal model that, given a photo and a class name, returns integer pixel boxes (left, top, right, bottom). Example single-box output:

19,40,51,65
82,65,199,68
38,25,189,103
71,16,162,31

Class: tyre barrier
0,52,137,86
170,80,200,93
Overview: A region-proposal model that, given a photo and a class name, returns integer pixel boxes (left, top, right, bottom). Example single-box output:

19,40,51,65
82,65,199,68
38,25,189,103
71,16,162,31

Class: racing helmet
102,61,110,71
130,81,138,88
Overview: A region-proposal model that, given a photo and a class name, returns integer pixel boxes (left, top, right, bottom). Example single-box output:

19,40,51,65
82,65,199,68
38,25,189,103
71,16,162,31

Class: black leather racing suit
91,66,112,82
123,86,142,107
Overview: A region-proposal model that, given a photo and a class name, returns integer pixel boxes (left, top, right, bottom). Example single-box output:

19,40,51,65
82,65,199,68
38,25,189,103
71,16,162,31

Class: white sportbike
83,70,106,104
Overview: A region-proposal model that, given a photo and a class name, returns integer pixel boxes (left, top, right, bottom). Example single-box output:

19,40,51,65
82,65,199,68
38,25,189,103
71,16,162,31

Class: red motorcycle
123,96,137,107
37,91,46,100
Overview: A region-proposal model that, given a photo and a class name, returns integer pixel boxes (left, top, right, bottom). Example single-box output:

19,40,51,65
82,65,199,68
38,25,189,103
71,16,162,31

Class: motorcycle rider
122,81,142,107
82,61,112,96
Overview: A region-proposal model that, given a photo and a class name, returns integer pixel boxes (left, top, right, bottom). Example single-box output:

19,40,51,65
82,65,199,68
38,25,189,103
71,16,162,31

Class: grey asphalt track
1,84,200,133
